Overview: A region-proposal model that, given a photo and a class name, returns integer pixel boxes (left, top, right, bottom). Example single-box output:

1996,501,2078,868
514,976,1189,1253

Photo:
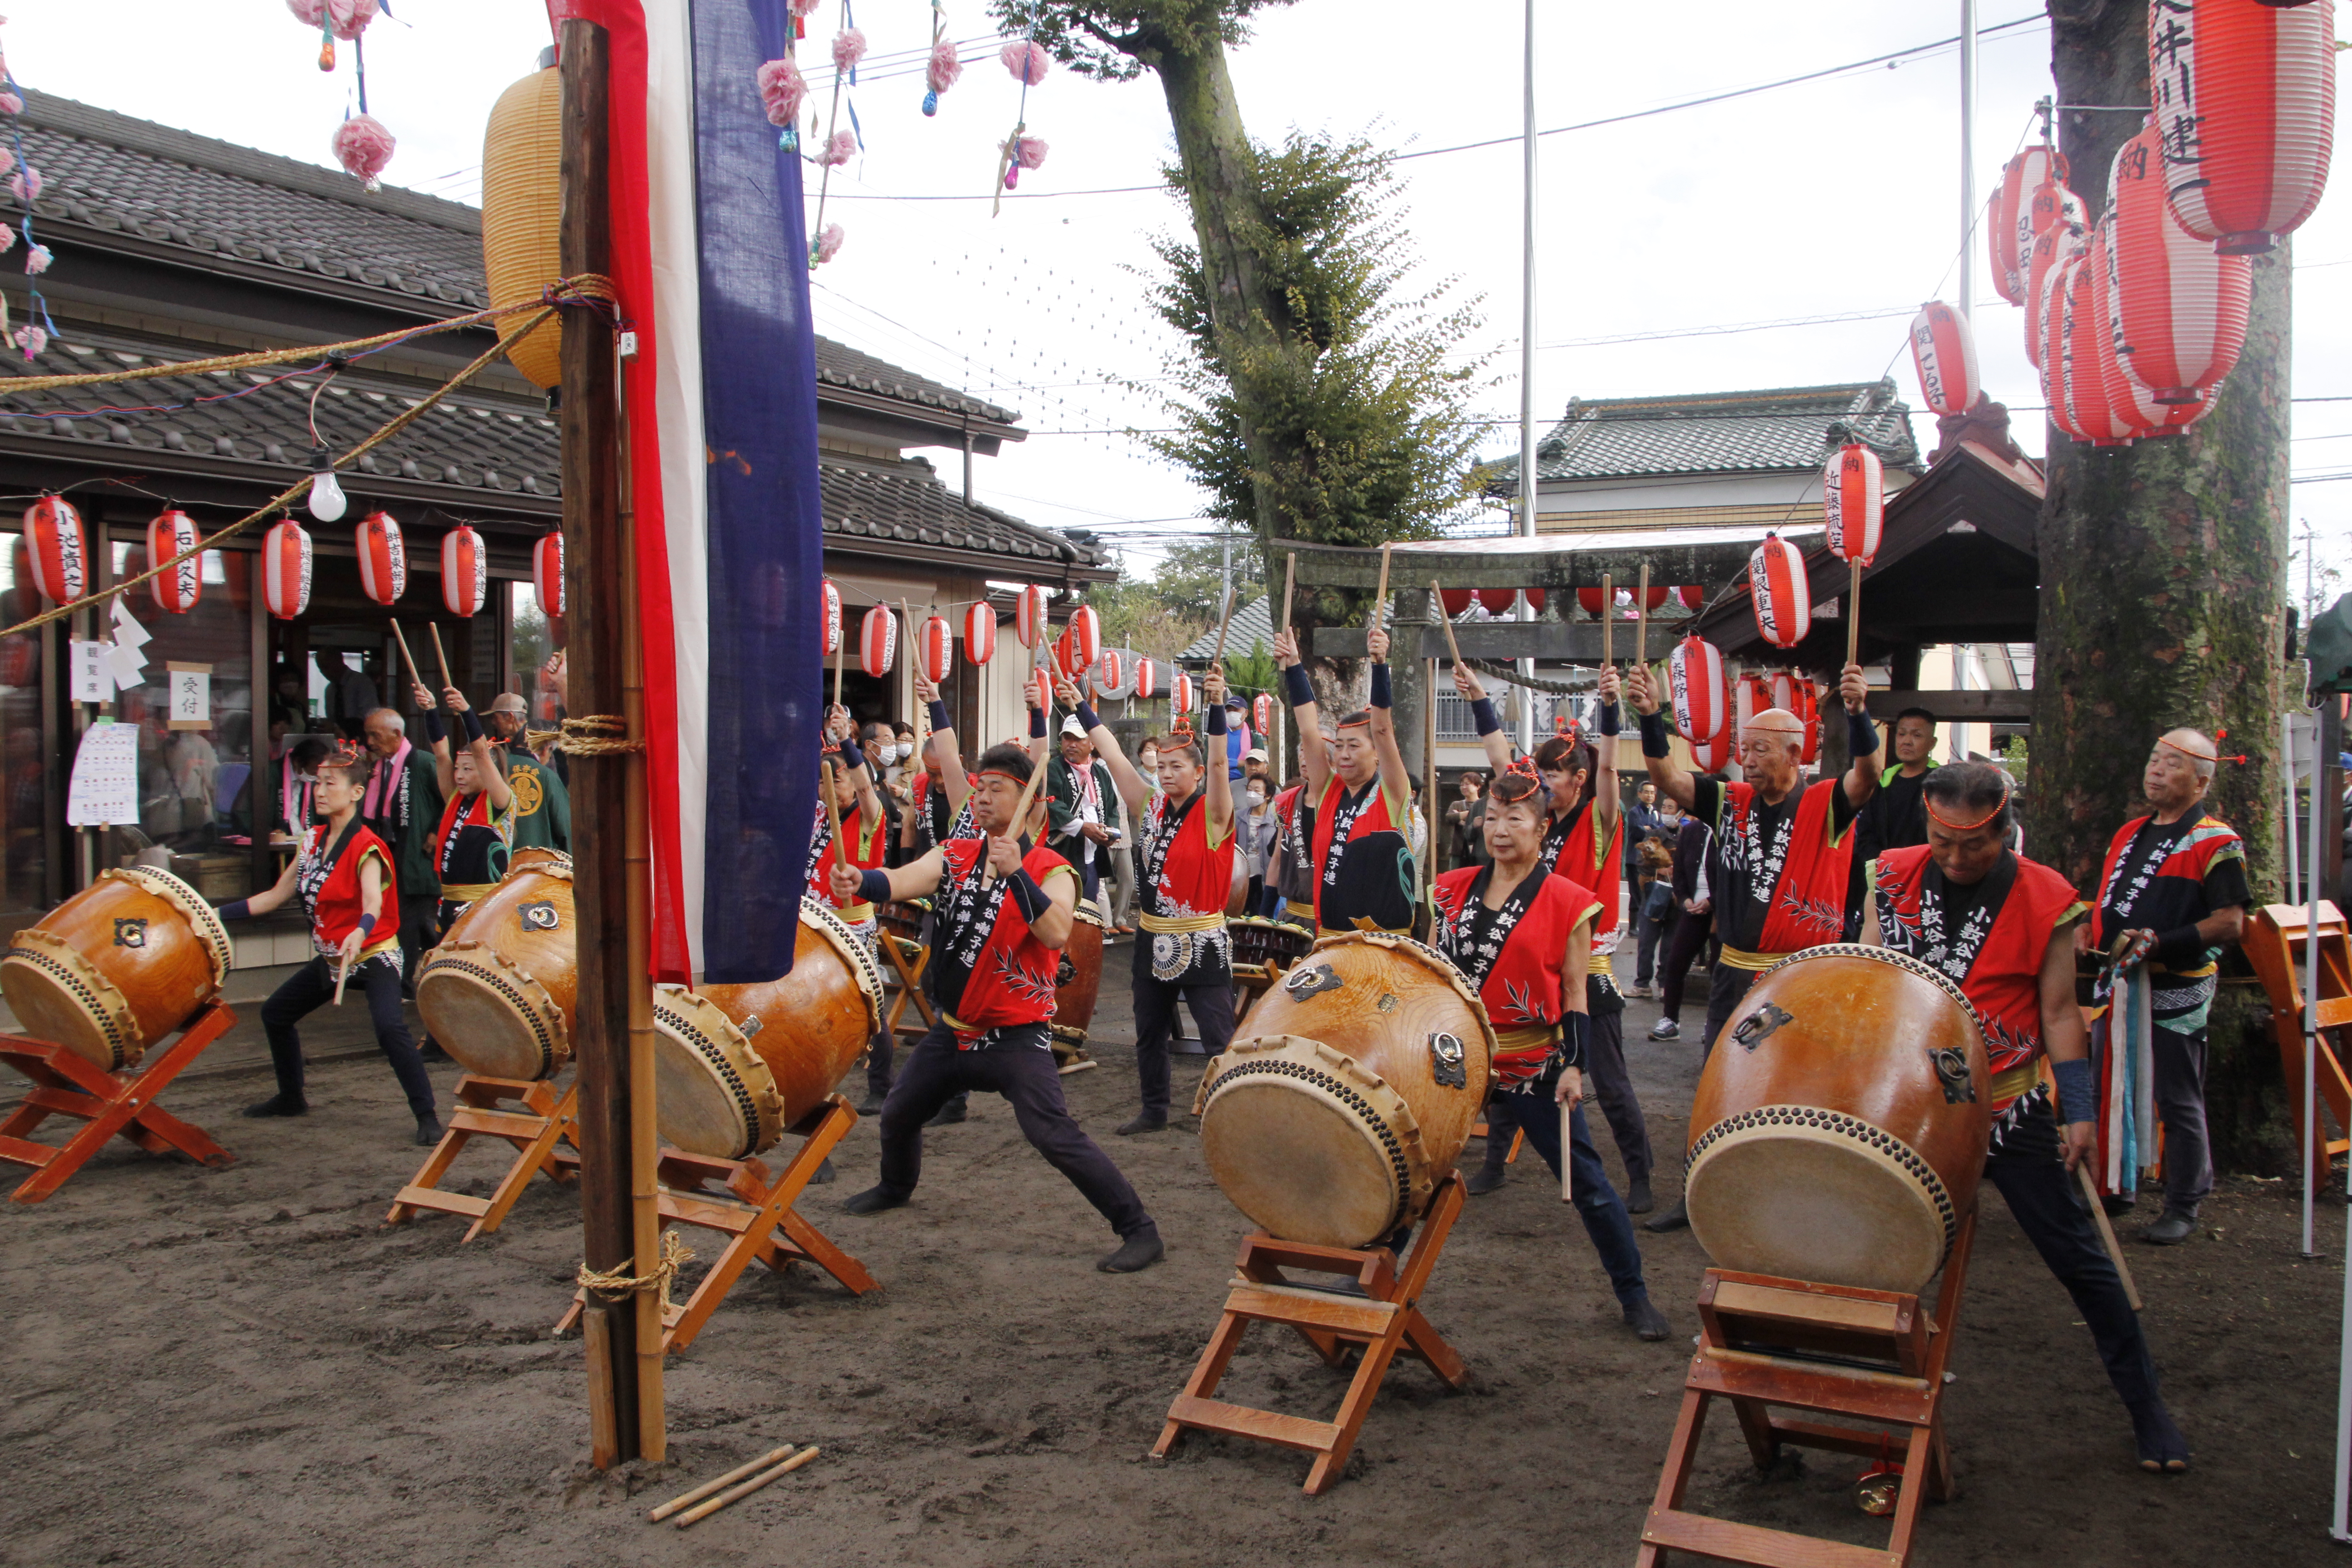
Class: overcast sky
16,1,2351,597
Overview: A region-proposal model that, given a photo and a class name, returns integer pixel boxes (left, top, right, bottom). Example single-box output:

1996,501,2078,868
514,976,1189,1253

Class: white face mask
1246,788,1266,807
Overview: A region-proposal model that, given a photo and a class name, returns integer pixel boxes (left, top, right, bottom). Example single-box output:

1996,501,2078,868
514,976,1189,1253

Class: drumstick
1211,583,1236,669
1846,559,1863,669
390,620,423,698
833,627,845,710
675,1446,820,1528
649,1445,797,1522
985,752,1052,886
2075,1161,2144,1312
1558,1098,1573,1203
332,947,351,1008
1371,543,1393,635
822,757,848,870
1281,551,1297,640
1430,581,1465,666
428,622,455,694
1600,572,1613,672
1634,563,1651,671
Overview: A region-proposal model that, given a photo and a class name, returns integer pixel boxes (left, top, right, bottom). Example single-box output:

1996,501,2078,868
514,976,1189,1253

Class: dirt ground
0,934,2345,1568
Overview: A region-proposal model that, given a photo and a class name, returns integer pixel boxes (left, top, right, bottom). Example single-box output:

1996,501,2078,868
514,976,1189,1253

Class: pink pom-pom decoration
0,225,18,255
23,244,47,276
331,115,395,186
1001,39,1049,86
327,0,380,39
789,0,821,14
815,224,845,265
757,58,807,128
8,165,39,203
819,129,858,168
0,149,16,179
0,95,21,118
832,28,867,72
1013,136,1049,171
927,39,964,93
14,326,45,359
287,0,325,22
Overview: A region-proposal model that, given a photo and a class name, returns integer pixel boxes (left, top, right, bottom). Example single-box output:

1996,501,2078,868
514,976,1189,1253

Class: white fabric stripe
643,0,711,975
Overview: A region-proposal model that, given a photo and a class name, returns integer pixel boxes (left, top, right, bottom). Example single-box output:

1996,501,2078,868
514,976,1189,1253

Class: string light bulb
306,445,348,522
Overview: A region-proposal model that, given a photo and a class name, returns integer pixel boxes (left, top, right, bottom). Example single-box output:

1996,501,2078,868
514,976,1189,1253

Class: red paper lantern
1993,143,2065,306
2056,247,2135,447
440,524,487,617
2022,183,2087,369
1823,442,1884,566
2089,225,2205,443
1014,584,1050,649
1689,727,1731,774
1669,635,1728,746
1133,657,1156,701
1907,301,1979,418
1767,671,1797,715
1477,588,1545,615
146,509,201,615
919,614,953,683
963,602,995,665
820,580,843,657
1098,649,1123,694
262,519,313,620
1067,604,1102,674
1439,588,1474,617
1172,672,1194,718
2108,124,2252,405
1795,679,1821,766
533,531,564,618
860,605,897,677
1735,673,1771,735
2151,0,2336,255
1674,584,1704,611
1748,533,1812,650
2036,252,2076,423
1253,692,1274,735
1028,667,1052,715
21,495,86,605
355,510,405,607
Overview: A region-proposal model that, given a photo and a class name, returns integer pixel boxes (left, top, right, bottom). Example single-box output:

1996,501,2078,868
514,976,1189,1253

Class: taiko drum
652,897,883,1159
1049,897,1107,1052
1684,944,1993,1295
0,867,234,1070
415,860,579,1080
1198,932,1494,1249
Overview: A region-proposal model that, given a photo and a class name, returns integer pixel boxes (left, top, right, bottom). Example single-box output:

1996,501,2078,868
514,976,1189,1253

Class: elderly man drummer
1625,661,1880,1232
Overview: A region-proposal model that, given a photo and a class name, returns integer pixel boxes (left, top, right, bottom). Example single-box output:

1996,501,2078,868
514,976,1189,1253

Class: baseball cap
487,692,529,715
1060,714,1088,737
1244,748,1267,763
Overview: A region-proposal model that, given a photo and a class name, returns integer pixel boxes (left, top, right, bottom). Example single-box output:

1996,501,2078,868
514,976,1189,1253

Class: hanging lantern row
1989,142,2066,307
1437,584,1714,618
2149,0,2335,256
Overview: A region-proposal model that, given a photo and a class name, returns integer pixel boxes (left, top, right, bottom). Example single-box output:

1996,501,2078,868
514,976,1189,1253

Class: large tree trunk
2031,0,2291,1171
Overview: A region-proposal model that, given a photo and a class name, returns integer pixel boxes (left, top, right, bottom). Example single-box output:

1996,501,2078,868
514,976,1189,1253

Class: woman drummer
214,741,441,1145
1432,763,1669,1340
1057,667,1236,1137
412,683,515,936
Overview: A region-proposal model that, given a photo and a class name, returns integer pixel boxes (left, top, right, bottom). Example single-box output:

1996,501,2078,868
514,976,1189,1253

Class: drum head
1685,1110,1953,1295
1200,1069,1408,1249
653,986,785,1159
0,933,134,1071
415,943,568,1080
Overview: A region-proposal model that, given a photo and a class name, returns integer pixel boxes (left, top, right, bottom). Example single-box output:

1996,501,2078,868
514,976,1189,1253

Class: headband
970,768,1028,786
1741,707,1805,737
2156,734,2218,764
1924,788,2008,833
1336,713,1371,730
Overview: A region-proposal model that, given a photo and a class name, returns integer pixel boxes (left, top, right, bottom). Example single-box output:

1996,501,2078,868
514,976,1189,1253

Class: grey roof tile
1488,379,1921,494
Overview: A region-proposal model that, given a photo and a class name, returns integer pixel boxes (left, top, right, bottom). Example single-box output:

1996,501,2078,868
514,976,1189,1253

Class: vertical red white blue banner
561,0,824,983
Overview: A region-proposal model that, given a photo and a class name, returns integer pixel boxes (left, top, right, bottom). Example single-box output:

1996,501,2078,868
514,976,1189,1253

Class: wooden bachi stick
674,1446,821,1528
1846,559,1864,669
1211,584,1237,669
428,622,455,694
1559,1100,1573,1203
1634,564,1651,671
1430,581,1465,667
649,1445,798,1523
2076,1161,2144,1312
390,620,423,697
1281,551,1297,637
1372,543,1393,634
1600,573,1613,671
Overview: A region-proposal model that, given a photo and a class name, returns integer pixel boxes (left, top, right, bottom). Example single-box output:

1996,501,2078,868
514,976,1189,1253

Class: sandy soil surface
0,936,2343,1568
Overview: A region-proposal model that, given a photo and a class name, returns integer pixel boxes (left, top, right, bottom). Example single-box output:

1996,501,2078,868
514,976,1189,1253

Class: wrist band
216,899,251,922
2152,924,2205,970
1028,705,1048,739
1561,1012,1591,1073
927,699,951,735
356,912,378,938
1006,867,1050,923
1639,710,1671,759
1596,701,1621,737
1368,663,1392,710
2050,1056,2097,1125
421,708,446,744
459,707,485,744
1471,697,1500,737
1076,701,1100,733
857,867,893,905
1283,664,1315,707
837,737,867,774
1206,701,1227,735
1847,710,1880,758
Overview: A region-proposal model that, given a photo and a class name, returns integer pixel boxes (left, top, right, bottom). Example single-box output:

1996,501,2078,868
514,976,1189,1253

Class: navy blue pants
1487,1080,1649,1306
260,953,435,1120
1131,941,1236,1119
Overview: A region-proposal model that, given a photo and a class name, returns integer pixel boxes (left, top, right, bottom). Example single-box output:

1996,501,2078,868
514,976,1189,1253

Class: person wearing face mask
1239,763,1276,916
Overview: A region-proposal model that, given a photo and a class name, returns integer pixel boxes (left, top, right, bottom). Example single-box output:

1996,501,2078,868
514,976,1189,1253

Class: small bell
922,88,938,116
1004,166,1019,190
317,36,337,71
1852,1461,1904,1517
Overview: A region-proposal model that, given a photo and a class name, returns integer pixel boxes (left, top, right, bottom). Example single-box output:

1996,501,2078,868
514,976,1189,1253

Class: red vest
1433,867,1600,1086
932,838,1073,1038
807,800,888,919
1540,798,1623,953
1872,845,2087,1118
298,820,399,959
1722,777,1853,952
1141,788,1235,918
1309,772,1406,929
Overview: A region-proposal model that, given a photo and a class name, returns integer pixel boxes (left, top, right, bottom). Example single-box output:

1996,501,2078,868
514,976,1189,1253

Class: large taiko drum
653,897,884,1159
1049,897,1107,1052
509,846,571,876
415,860,578,1080
0,867,234,1070
1685,944,1993,1295
1198,932,1494,1248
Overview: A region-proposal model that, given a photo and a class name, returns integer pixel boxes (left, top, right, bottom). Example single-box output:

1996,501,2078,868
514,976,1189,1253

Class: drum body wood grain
653,897,884,1159
1198,932,1494,1248
0,867,233,1070
415,863,578,1080
1049,897,1107,1050
1685,944,1993,1294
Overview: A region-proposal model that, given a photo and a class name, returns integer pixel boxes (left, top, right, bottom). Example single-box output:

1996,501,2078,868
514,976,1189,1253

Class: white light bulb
307,449,347,523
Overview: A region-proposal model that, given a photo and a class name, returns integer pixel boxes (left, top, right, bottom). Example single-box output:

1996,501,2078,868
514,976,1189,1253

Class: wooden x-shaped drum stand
2243,902,2352,1196
385,1073,581,1240
1637,1206,1978,1568
555,1094,876,1352
1154,1174,1470,1494
0,1003,237,1203
877,921,938,1042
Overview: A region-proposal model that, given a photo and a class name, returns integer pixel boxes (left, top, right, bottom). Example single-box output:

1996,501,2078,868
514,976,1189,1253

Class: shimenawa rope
577,1229,693,1310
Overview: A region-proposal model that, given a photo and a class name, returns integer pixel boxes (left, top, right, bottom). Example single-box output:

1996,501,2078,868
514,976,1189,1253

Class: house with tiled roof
0,90,1108,932
1484,379,1924,534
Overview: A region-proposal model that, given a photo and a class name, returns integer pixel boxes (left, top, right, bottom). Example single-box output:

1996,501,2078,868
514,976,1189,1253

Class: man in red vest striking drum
1625,661,1879,1233
831,741,1164,1274
1270,622,1417,938
1863,761,2189,1475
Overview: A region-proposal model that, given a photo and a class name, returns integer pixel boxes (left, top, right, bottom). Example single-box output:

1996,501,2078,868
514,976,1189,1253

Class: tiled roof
823,454,1105,568
1176,594,1274,663
1487,379,1921,494
815,338,1018,426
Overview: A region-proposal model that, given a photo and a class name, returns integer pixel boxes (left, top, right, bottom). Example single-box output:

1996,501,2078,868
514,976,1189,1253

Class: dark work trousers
1634,904,1670,989
260,952,436,1119
397,894,439,993
1983,1103,2162,1408
1581,994,1652,1185
2151,1022,2214,1212
1699,963,1764,1063
1658,908,1713,1023
1488,1082,1649,1305
865,913,968,1115
1131,941,1237,1119
875,1021,1154,1238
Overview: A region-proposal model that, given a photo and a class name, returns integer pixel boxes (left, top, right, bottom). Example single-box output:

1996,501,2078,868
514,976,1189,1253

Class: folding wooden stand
877,920,939,1040
0,1003,238,1204
384,1073,580,1240
1637,1207,1979,1568
1154,1174,1470,1494
555,1094,875,1352
1470,1118,1526,1164
2243,902,2352,1196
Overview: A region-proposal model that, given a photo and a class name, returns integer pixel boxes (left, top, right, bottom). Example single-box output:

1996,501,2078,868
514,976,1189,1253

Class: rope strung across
0,275,620,642
553,715,642,755
577,1229,694,1313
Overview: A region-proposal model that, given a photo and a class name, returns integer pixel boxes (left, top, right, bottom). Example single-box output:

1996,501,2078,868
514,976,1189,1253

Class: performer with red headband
214,742,440,1145
1270,622,1416,936
412,683,515,934
1453,661,1654,1212
1055,667,1236,1137
1627,657,1879,1232
1432,762,1671,1341
832,740,1164,1274
2081,728,2250,1248
1864,760,2190,1473
1270,773,1317,931
902,670,972,857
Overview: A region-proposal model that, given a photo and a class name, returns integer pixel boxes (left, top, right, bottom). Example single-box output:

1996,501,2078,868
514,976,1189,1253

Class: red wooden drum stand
0,1002,237,1203
1153,1173,1471,1494
1637,1204,1979,1568
385,1073,581,1240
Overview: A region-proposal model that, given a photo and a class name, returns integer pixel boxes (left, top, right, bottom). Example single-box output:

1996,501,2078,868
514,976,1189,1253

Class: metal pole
2288,710,2305,906
2307,706,2324,1263
1515,0,1539,760
1958,0,1978,321
2336,1196,2352,1540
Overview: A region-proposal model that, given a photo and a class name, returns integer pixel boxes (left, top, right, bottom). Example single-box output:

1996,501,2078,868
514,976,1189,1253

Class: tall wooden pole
558,16,643,1467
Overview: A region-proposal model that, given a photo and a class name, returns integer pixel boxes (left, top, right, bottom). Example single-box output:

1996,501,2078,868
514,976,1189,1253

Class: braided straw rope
576,1229,693,1311
0,279,620,642
555,715,641,755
